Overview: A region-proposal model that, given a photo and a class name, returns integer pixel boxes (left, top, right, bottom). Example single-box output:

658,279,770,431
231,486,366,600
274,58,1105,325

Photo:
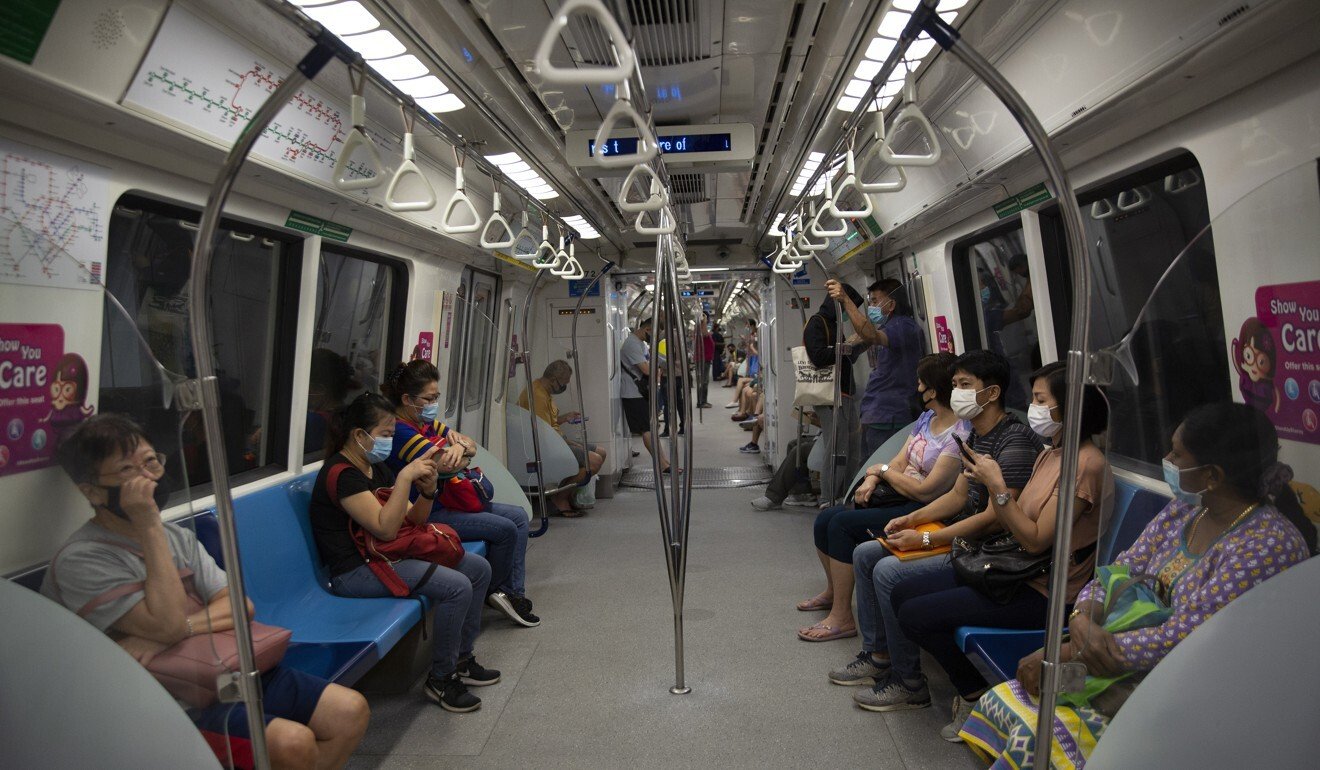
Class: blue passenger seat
955,477,1171,683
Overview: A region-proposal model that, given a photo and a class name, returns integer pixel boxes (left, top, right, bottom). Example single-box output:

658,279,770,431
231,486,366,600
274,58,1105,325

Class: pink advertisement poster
0,323,95,476
413,331,434,362
933,315,955,353
1232,280,1320,445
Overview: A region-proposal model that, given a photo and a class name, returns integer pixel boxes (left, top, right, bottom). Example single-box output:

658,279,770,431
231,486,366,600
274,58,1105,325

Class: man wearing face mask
519,360,607,515
41,413,370,767
827,278,925,458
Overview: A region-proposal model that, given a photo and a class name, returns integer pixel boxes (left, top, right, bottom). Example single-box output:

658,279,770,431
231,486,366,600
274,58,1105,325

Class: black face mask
99,476,172,519
551,381,568,395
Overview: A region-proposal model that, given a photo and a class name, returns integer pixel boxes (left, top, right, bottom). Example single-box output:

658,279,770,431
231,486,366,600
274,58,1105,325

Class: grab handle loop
794,202,828,252
1116,186,1150,211
333,61,385,191
480,187,516,249
812,179,849,237
857,112,908,193
1164,169,1201,194
533,0,636,85
825,151,873,219
877,76,942,168
533,222,558,267
593,82,658,168
440,150,482,233
512,213,539,260
635,202,676,235
551,239,577,276
386,105,437,212
619,162,666,213
1090,198,1117,220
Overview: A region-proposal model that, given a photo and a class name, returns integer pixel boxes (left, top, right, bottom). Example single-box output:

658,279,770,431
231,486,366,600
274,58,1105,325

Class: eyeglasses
97,452,167,484
410,393,440,405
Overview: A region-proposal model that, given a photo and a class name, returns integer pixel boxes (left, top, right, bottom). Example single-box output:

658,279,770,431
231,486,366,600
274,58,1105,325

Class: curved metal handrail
569,260,616,472
520,269,553,537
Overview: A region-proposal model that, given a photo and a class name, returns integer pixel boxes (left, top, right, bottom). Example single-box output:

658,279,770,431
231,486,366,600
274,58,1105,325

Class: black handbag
951,531,1052,604
858,482,910,510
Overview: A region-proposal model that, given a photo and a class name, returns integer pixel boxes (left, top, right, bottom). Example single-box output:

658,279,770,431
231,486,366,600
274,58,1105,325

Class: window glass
305,247,403,462
464,279,497,412
445,283,468,421
1040,152,1226,474
101,196,297,492
952,223,1040,411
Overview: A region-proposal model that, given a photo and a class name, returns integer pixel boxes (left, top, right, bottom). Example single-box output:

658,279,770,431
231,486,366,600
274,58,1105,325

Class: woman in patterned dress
959,402,1316,769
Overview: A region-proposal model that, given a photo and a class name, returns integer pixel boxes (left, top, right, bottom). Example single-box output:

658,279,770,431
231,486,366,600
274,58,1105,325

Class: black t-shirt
309,453,397,577
963,413,1044,518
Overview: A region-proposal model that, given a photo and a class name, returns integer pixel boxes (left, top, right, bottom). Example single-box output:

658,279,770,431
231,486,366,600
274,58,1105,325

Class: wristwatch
994,491,1012,507
921,531,932,550
873,464,889,479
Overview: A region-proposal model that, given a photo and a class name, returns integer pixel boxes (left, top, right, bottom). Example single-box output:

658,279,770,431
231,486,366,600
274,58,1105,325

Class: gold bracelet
185,617,195,637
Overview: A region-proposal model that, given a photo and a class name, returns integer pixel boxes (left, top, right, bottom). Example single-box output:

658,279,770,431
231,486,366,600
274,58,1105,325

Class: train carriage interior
1,0,1318,767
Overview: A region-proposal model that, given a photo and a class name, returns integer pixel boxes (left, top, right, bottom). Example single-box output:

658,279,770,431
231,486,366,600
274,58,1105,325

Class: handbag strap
49,537,200,618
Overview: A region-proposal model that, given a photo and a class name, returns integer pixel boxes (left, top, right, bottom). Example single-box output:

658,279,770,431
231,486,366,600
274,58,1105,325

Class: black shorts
622,397,651,435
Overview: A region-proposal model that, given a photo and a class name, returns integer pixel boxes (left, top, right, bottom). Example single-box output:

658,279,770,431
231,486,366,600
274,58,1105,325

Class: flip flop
797,622,858,642
796,595,833,612
555,507,585,518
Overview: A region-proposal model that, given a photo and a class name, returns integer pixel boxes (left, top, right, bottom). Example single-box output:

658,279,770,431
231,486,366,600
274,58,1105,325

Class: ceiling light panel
486,151,563,206
836,0,967,112
367,54,428,80
302,1,379,35
342,29,406,59
394,75,448,98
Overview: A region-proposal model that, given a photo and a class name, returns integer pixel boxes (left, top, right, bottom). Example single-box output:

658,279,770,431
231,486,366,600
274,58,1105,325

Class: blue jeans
429,502,529,596
330,552,490,677
853,541,951,681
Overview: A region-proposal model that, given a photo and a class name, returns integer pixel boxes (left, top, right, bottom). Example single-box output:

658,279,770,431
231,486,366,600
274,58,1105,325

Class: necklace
1187,502,1259,551
1155,502,1259,602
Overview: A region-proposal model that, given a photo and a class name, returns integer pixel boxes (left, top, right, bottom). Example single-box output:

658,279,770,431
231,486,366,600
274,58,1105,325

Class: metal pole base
669,686,692,695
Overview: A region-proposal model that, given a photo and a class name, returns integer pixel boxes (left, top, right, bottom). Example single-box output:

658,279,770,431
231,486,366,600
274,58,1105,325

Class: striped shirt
963,413,1044,518
387,417,453,473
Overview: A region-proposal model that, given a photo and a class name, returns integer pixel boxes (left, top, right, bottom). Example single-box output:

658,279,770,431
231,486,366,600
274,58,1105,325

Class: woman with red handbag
311,393,499,713
382,361,540,628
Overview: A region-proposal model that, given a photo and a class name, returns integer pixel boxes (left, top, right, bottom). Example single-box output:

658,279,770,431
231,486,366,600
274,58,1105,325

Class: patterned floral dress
959,499,1309,769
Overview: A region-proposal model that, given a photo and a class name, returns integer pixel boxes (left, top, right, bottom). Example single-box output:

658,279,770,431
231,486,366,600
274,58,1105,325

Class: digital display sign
589,132,733,158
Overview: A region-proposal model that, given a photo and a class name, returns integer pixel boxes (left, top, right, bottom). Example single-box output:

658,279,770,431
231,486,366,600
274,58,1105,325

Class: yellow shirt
517,379,561,435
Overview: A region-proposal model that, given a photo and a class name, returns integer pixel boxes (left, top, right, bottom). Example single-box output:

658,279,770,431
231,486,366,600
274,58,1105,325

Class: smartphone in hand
952,434,976,463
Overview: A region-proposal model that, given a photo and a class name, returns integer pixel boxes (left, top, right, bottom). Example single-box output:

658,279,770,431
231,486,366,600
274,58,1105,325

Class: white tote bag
792,346,835,406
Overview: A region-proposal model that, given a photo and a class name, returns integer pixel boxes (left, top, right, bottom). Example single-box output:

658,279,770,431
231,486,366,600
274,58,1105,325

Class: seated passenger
312,393,500,713
798,352,966,641
721,346,741,387
517,359,606,516
382,361,539,627
885,364,1110,733
826,350,1042,679
42,414,369,768
958,402,1315,766
751,407,822,508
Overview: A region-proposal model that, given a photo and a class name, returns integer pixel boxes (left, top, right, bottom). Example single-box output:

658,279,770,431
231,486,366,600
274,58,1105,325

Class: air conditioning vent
571,0,709,68
669,173,708,205
1218,4,1250,26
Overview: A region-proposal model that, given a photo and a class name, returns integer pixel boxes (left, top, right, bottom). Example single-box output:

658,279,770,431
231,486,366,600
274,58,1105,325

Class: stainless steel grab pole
569,261,616,468
914,5,1093,765
522,269,554,538
776,274,811,486
811,254,849,507
660,230,694,695
187,38,335,770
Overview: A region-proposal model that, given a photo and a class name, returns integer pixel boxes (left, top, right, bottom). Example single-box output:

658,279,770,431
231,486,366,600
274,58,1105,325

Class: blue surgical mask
867,306,887,326
419,401,439,423
1162,459,1208,507
359,433,393,464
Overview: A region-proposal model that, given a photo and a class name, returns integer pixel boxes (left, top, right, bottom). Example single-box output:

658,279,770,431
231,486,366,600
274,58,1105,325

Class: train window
463,276,497,412
1039,151,1227,475
101,195,300,494
950,221,1041,411
306,245,406,463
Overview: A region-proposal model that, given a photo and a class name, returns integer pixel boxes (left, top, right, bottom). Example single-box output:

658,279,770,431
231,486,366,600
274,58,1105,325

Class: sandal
556,507,585,518
795,594,833,612
797,622,857,642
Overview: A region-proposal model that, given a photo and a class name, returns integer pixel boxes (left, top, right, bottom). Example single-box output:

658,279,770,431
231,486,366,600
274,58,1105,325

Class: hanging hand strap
386,104,438,212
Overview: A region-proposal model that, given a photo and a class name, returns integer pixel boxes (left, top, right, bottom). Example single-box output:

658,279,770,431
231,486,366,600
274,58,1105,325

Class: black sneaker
456,655,501,686
508,594,541,627
425,672,481,712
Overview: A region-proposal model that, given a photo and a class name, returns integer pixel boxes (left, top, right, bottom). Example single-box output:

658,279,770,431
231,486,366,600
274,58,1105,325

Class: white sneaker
724,402,739,408
784,493,817,507
750,496,782,511
940,696,977,742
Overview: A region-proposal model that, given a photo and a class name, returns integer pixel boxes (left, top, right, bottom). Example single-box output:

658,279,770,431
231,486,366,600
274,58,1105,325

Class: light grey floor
347,400,983,769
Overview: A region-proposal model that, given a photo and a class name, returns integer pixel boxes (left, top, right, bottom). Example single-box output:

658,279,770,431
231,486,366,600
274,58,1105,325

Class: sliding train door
441,267,502,445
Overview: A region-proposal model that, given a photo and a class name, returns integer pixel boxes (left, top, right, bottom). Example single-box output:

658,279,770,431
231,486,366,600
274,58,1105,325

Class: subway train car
1,0,1317,767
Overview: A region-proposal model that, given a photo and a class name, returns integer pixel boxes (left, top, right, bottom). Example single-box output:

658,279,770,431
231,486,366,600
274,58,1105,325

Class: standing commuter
696,315,715,409
620,319,670,472
804,283,867,506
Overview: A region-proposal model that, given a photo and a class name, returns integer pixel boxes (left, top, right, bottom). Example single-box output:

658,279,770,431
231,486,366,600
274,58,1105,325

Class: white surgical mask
950,387,988,420
1028,403,1062,438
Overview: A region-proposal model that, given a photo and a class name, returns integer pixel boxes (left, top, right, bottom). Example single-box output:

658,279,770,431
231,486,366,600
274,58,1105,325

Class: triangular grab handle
1090,198,1117,220
386,133,438,212
1116,186,1150,211
593,98,658,168
440,166,482,234
480,192,516,248
826,152,873,219
635,206,676,235
619,163,666,213
877,87,942,168
813,181,849,236
795,229,827,253
334,95,385,191
533,224,557,266
534,0,636,85
858,118,908,193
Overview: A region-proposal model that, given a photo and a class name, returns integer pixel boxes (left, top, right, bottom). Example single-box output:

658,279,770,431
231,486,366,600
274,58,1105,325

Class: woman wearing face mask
383,361,540,628
311,393,498,713
882,363,1112,734
958,402,1315,767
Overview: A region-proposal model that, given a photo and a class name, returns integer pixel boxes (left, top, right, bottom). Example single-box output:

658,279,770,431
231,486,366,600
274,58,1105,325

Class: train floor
346,397,982,769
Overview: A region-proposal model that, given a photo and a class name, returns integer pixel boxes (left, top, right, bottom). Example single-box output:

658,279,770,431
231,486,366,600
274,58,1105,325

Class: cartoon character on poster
44,353,96,439
1232,317,1279,413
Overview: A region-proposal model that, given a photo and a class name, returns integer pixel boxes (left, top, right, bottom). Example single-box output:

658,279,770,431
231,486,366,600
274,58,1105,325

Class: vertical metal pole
661,231,694,695
522,270,554,538
811,254,849,507
918,7,1092,765
187,39,334,770
776,275,811,484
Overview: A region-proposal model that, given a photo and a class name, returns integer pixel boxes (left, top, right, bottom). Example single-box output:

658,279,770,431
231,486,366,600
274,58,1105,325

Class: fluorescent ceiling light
878,11,910,38
394,75,448,98
508,169,540,182
855,59,883,80
486,152,520,165
302,1,379,36
531,189,560,200
414,94,465,113
844,78,871,98
866,37,897,62
504,161,532,174
836,95,861,112
368,54,427,80
343,29,406,59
